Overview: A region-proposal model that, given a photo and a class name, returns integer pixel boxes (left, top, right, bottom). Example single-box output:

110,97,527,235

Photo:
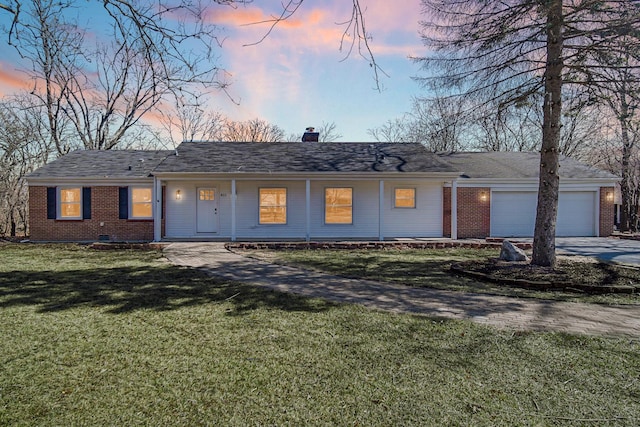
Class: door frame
196,186,219,233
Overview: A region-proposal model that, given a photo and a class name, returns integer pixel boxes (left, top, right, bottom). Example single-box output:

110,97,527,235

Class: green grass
1,244,639,426
250,248,640,304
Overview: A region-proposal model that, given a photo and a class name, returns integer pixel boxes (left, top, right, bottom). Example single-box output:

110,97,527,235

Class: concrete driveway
555,237,640,266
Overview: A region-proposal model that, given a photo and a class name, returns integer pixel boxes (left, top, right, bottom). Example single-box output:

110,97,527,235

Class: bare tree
161,96,227,146
222,118,286,142
581,34,640,231
368,117,414,143
0,98,52,236
2,0,230,154
416,0,640,266
316,122,343,142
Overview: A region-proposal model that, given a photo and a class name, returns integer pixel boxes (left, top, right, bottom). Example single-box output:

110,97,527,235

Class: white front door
196,187,218,233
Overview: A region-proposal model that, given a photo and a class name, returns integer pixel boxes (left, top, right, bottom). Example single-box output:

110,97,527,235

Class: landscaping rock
499,240,529,262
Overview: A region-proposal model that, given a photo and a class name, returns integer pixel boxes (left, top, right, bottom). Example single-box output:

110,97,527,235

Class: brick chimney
302,127,319,142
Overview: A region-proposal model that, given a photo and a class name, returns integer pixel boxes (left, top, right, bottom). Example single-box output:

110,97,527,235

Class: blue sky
0,1,426,142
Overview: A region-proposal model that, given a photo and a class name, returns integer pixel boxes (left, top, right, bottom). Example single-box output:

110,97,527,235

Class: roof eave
450,177,619,186
26,176,155,186
151,171,462,180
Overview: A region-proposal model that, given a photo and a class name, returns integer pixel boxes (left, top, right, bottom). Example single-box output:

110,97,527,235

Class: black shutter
119,187,129,219
46,187,56,219
82,187,92,219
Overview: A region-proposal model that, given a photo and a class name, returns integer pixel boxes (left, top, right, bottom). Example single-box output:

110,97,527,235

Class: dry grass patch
245,248,640,304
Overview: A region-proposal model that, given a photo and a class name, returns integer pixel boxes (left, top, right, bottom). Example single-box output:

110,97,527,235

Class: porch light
606,191,614,202
175,190,182,200
480,191,488,202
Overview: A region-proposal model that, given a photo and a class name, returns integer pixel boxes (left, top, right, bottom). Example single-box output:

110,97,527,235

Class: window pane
395,188,416,208
132,188,152,203
325,188,352,224
61,188,80,203
199,189,215,201
260,207,287,224
326,188,352,205
326,206,352,224
260,188,286,224
61,203,81,218
132,203,153,218
60,188,81,218
131,187,153,218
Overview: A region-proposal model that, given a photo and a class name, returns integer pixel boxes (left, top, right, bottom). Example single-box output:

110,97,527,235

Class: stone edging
225,241,532,251
88,242,167,250
450,263,637,294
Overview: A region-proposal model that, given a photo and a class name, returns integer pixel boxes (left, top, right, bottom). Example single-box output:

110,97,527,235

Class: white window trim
324,187,354,225
130,186,154,219
259,187,288,225
58,187,82,220
394,187,417,209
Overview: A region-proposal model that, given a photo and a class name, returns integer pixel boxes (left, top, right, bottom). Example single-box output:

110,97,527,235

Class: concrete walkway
164,242,640,337
556,237,640,266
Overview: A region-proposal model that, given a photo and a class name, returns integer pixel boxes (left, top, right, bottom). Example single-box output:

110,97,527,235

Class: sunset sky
0,1,426,142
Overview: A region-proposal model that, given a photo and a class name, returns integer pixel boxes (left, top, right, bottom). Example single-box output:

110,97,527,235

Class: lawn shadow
0,264,337,315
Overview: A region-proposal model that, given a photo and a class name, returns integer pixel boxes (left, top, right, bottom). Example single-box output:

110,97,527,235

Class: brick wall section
441,187,490,239
600,186,615,237
457,187,491,239
443,187,451,238
29,186,154,242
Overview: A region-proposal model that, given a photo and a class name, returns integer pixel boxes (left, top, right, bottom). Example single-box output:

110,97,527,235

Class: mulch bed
451,258,640,294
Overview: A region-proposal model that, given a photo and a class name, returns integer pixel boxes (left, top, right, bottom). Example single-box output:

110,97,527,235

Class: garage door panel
491,192,536,237
490,191,596,237
557,192,595,237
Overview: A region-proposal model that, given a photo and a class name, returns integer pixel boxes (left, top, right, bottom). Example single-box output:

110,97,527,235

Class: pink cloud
0,63,31,95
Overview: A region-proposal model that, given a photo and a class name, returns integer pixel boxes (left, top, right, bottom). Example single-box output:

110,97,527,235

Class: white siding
309,180,379,239
165,181,232,238
383,182,443,238
164,178,446,240
235,181,307,239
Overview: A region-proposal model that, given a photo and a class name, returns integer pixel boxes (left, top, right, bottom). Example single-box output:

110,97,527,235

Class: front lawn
1,244,639,426
247,248,640,304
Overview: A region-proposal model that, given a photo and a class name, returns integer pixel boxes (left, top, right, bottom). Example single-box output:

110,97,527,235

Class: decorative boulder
499,240,529,262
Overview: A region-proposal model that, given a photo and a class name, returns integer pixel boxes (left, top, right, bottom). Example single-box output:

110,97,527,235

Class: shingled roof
27,150,172,180
439,151,618,180
153,141,458,174
26,144,618,182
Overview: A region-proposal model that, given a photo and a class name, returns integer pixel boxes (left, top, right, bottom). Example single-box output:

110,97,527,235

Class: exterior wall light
480,191,488,202
606,191,614,202
176,190,182,200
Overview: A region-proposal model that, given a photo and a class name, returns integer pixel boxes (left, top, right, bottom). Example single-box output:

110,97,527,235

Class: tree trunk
619,93,633,232
532,0,564,267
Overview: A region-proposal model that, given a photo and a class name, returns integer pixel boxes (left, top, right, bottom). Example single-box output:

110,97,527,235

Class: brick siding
29,186,156,242
457,187,491,238
599,187,615,237
443,187,452,238
442,187,491,239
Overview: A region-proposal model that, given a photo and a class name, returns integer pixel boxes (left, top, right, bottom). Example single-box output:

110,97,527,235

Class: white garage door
491,191,596,237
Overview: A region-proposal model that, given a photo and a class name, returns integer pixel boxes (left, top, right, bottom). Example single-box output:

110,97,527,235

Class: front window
395,188,416,208
131,187,153,218
60,188,82,218
325,188,353,224
259,188,287,224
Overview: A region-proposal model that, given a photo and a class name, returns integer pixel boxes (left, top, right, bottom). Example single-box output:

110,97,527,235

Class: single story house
26,141,618,242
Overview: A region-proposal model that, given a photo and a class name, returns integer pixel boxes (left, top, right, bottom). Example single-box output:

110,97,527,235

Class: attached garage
490,191,597,237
